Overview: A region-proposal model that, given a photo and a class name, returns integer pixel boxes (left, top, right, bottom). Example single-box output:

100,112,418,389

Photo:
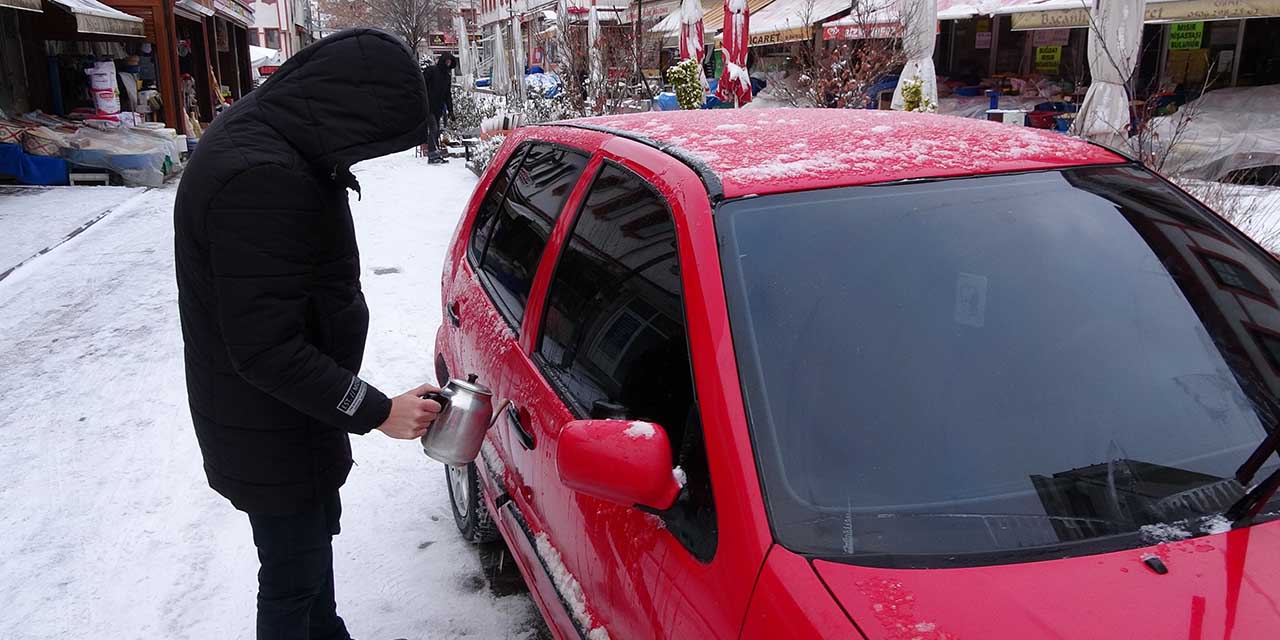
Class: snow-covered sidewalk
0,152,544,639
0,186,145,279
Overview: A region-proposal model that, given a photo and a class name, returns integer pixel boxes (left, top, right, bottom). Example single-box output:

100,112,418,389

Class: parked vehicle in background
434,108,1280,639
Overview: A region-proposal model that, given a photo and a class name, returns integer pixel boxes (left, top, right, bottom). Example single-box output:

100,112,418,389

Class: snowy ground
0,152,546,639
0,186,144,279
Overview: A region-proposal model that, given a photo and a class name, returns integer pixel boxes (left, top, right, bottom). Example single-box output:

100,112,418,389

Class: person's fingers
409,382,441,397
421,399,442,413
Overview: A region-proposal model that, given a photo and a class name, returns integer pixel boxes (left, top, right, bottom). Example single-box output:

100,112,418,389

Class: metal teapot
420,375,495,466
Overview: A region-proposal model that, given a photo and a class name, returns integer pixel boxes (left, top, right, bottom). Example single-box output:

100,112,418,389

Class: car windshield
717,166,1280,567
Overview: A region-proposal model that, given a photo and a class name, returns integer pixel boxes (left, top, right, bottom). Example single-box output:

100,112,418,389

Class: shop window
476,144,588,328
249,29,260,47
536,162,716,560
264,29,280,50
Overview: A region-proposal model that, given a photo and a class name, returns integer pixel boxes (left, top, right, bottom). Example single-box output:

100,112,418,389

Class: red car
433,109,1280,639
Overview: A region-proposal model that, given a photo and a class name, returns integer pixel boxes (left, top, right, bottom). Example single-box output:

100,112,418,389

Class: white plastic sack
1074,0,1145,148
891,0,938,111
85,60,121,118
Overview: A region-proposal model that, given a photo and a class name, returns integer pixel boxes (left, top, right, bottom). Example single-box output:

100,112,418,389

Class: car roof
569,109,1127,199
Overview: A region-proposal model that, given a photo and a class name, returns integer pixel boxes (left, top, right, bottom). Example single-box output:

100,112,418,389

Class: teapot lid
447,375,492,396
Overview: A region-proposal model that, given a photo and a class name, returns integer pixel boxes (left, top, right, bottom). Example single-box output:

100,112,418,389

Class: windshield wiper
1225,429,1280,525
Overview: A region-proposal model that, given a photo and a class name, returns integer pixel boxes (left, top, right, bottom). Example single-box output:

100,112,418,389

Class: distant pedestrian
174,29,441,640
422,52,457,164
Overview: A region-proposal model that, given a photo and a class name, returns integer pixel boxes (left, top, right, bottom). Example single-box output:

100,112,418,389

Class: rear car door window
476,144,588,327
468,143,527,265
538,162,716,558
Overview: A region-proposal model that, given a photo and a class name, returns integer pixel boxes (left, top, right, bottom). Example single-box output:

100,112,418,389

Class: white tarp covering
1150,85,1280,180
744,0,848,43
892,0,939,111
1073,0,1144,148
249,46,278,68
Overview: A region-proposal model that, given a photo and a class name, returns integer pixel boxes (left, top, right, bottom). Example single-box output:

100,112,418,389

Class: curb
0,187,153,283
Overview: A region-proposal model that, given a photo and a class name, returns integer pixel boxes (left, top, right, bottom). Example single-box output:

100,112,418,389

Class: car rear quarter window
475,144,588,327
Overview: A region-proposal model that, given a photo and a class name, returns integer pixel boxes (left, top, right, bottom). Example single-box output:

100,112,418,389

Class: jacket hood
253,28,429,171
435,52,457,69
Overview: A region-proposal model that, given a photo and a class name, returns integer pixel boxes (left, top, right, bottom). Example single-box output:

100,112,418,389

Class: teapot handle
421,390,451,407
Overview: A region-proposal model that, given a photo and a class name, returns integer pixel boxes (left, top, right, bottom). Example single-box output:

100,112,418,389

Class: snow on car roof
575,109,1126,199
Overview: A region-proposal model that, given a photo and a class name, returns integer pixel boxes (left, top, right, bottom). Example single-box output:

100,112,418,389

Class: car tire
445,461,500,544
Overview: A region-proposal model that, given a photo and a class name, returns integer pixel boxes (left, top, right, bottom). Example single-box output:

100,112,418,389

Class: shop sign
1168,21,1204,49
1032,28,1070,47
533,46,545,64
1035,45,1062,73
748,26,810,46
1013,0,1280,30
260,65,280,75
823,23,903,39
430,33,447,47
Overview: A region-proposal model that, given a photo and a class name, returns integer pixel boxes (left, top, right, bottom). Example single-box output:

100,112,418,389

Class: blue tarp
0,143,68,185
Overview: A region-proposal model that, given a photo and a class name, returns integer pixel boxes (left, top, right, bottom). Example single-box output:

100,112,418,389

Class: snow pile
1139,522,1193,543
481,438,507,479
1202,515,1234,535
534,532,610,640
623,421,656,439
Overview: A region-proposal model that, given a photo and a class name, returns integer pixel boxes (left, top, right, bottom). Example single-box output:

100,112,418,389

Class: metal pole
988,15,1000,77
1231,18,1245,87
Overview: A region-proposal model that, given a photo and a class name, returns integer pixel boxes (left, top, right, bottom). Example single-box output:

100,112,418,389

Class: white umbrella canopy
456,15,473,91
249,45,278,68
511,14,528,100
492,22,510,95
891,0,938,111
589,1,604,91
1074,0,1145,148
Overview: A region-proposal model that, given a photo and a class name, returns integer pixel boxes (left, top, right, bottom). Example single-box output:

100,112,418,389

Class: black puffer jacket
423,53,455,117
174,29,429,515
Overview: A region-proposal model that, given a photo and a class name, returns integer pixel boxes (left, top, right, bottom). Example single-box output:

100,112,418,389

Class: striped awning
47,0,145,37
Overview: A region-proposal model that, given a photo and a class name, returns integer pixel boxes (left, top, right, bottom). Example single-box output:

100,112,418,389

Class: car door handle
507,403,536,450
447,300,461,327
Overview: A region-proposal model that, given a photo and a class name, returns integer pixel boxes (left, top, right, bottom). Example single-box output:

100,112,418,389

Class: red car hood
814,519,1280,640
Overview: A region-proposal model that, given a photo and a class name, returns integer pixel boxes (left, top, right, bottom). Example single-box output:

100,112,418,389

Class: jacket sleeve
206,165,392,435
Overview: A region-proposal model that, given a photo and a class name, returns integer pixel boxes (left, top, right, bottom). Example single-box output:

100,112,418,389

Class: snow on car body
434,108,1280,639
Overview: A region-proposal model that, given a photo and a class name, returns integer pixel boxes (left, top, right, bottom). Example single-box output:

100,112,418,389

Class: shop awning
943,0,1280,29
736,0,851,45
213,0,254,27
174,0,214,18
655,0,773,34
48,0,145,38
1,0,42,13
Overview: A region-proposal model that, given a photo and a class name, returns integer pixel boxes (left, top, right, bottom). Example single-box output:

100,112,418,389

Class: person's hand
376,383,443,439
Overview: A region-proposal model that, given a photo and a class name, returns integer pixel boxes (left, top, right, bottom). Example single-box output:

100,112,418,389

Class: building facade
249,0,313,58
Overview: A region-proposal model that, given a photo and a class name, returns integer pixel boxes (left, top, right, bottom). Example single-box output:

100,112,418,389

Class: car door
500,154,730,639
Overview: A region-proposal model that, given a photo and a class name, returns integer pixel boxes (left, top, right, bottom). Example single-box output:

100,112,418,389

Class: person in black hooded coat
421,52,455,162
174,29,442,639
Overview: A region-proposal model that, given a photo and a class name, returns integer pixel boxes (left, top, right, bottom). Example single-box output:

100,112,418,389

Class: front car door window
537,162,716,558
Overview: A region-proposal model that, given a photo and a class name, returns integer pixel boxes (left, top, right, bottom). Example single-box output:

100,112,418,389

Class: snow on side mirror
556,419,682,512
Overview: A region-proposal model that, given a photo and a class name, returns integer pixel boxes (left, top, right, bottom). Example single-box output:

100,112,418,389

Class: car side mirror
556,419,682,511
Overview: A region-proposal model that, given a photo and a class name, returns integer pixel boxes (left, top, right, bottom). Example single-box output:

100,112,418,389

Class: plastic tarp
892,0,938,111
1073,0,1144,149
0,143,69,185
1149,84,1280,180
61,127,173,187
492,22,510,96
249,46,279,68
511,15,528,101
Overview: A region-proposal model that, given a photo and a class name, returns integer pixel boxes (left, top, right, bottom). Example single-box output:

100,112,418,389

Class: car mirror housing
556,419,682,511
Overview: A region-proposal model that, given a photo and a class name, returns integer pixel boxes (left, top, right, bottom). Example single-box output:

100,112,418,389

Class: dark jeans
426,113,442,158
247,492,351,640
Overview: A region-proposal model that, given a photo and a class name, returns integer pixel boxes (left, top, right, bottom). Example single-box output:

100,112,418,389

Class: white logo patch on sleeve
338,376,368,417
